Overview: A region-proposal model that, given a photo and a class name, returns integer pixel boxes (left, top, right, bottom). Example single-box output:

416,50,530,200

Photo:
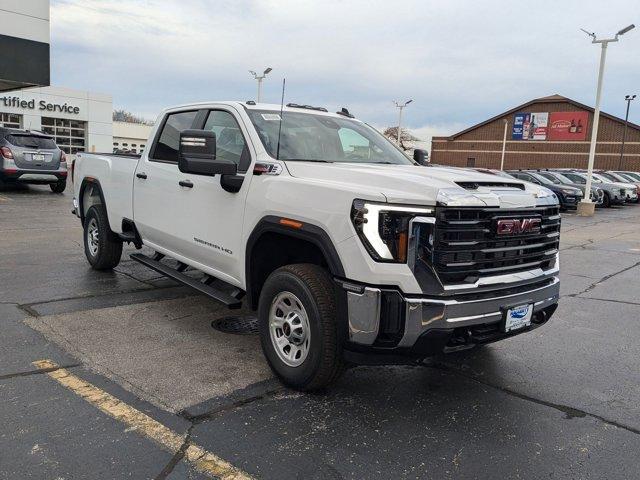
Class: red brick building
430,94,640,171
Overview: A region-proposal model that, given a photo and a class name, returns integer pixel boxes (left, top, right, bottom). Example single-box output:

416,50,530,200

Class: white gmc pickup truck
72,101,561,390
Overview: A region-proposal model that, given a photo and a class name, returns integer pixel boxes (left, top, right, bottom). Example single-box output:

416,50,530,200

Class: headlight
561,188,577,195
351,200,433,263
536,187,555,199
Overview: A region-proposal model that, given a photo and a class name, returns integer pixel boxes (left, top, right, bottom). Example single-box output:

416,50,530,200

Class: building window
41,117,86,154
0,113,21,129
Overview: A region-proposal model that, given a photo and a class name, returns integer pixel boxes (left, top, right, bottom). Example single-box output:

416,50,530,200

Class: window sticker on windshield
261,113,281,121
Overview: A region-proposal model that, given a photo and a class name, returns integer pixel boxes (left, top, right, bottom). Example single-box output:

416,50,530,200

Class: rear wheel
258,264,344,391
50,179,67,193
83,204,123,270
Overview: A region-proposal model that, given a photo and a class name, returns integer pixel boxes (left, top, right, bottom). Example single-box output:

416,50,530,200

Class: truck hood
284,162,556,208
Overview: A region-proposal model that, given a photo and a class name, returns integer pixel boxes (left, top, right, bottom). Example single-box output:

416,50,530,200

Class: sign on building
512,112,548,140
548,111,588,141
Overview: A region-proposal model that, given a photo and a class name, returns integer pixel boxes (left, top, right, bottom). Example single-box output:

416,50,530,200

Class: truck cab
73,101,561,390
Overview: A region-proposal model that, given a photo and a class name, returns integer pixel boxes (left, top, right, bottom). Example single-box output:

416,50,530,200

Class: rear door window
6,134,57,149
151,110,198,162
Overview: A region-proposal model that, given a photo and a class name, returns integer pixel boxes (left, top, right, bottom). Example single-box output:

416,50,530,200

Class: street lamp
618,94,636,170
577,24,635,216
249,67,273,103
500,119,509,171
393,99,413,147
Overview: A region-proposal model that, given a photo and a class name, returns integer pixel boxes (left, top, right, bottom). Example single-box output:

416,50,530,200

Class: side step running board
130,253,243,309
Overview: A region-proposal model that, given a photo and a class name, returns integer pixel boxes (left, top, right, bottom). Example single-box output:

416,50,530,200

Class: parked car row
470,167,639,210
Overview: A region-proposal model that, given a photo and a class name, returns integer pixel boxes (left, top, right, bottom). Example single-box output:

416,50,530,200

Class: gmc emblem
496,218,541,235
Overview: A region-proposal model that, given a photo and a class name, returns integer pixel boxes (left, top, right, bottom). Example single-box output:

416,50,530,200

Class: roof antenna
276,78,286,160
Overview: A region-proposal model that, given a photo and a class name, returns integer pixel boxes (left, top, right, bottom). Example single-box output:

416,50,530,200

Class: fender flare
78,177,107,225
245,215,345,307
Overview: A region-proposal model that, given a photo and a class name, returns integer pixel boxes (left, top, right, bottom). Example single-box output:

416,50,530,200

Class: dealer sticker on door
504,304,533,332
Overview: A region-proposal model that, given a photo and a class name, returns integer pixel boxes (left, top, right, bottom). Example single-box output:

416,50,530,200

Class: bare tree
113,109,154,125
383,126,421,151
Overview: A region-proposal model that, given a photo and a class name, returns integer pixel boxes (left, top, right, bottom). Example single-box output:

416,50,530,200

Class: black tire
50,179,67,193
258,264,344,391
83,204,123,270
603,192,612,208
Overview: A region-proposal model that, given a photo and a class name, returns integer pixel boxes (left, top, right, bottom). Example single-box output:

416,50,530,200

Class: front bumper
340,275,559,359
559,194,580,209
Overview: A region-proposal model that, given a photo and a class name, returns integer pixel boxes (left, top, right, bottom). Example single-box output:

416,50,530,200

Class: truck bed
73,152,140,233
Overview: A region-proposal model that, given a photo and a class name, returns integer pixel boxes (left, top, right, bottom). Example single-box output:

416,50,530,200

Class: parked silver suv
0,128,67,193
552,170,630,208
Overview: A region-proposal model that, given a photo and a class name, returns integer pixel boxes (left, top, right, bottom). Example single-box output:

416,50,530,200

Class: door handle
136,172,147,179
179,180,194,188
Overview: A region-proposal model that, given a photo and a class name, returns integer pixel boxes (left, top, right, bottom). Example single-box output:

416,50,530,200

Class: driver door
177,107,255,285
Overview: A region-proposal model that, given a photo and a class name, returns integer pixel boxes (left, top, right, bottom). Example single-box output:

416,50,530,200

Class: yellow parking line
32,360,253,480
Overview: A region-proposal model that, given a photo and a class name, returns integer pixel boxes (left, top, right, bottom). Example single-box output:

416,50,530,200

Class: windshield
246,109,413,165
591,173,609,183
599,172,620,182
538,172,562,184
529,172,554,185
550,172,575,184
620,171,640,181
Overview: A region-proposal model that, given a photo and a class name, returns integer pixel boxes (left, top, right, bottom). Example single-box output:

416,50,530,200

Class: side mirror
178,129,237,176
413,148,429,166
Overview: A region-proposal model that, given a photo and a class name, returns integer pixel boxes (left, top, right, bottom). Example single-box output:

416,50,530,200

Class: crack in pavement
574,296,640,307
180,386,285,425
0,363,82,381
566,259,640,297
12,283,190,316
429,362,640,436
154,424,195,480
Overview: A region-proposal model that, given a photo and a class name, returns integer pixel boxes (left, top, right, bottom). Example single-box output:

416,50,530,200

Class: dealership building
0,86,154,156
431,94,640,171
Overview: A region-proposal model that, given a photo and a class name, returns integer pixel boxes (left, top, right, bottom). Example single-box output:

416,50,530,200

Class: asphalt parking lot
1,183,640,479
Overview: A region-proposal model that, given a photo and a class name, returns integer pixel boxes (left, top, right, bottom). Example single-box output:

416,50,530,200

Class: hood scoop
456,181,525,191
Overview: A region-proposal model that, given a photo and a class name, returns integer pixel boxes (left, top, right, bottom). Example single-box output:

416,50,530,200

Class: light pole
500,119,509,170
618,94,636,170
578,24,635,217
393,99,413,147
249,67,272,103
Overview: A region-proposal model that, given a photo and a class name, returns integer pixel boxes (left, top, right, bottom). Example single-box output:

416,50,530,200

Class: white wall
0,0,50,43
0,86,113,152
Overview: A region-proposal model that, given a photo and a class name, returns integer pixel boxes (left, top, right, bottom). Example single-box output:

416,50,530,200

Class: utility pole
500,119,508,170
577,24,635,216
618,94,636,170
249,67,273,103
393,99,413,147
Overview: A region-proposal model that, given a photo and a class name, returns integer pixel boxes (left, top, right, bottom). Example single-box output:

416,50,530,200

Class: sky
50,0,639,144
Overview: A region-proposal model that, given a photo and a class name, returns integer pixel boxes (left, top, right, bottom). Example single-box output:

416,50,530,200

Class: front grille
429,206,560,284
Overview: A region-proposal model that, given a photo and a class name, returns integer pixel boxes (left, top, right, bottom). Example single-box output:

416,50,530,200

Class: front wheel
602,192,612,208
258,264,344,391
83,205,123,270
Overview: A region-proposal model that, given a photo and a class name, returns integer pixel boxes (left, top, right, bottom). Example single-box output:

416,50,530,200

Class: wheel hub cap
269,291,310,367
87,218,99,256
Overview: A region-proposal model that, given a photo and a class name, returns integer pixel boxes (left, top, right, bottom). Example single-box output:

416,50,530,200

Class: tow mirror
178,129,237,176
413,148,429,166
